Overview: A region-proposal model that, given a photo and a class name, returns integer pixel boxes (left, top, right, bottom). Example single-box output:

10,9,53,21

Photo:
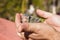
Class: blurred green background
0,0,60,21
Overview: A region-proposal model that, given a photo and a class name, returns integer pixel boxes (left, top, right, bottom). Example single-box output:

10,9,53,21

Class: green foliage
32,0,45,10
0,0,59,22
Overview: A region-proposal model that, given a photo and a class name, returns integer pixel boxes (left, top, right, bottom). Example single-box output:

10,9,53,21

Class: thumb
22,23,39,33
36,9,53,18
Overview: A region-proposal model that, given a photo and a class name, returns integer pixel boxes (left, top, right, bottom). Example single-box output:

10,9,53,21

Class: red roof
0,18,22,40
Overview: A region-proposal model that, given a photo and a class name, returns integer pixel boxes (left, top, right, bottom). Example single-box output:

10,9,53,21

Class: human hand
37,9,60,32
15,13,60,40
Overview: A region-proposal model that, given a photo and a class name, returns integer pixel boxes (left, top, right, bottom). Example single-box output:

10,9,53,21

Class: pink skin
36,9,60,32
15,9,60,40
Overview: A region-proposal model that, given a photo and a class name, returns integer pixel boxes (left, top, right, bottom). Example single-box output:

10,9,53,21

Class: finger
36,9,53,18
15,13,24,38
15,13,28,40
22,23,55,33
29,33,48,40
22,23,43,33
15,13,22,32
17,32,26,40
15,14,28,32
15,13,22,27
